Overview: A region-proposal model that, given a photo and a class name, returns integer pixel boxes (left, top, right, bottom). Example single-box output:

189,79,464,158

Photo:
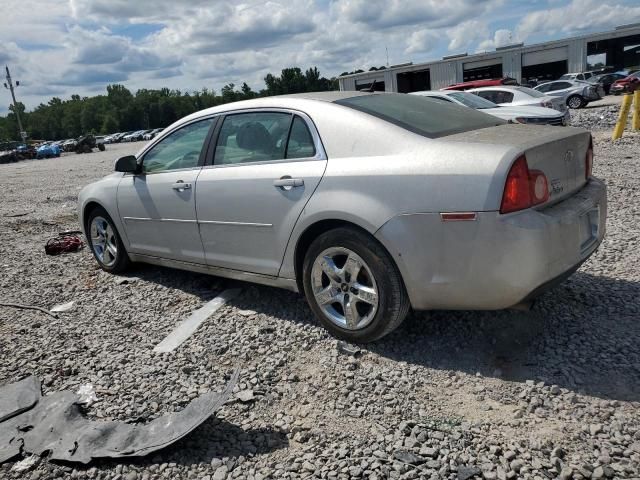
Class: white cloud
1,0,640,110
446,20,490,52
516,0,640,40
476,29,516,51
336,0,501,29
406,30,441,54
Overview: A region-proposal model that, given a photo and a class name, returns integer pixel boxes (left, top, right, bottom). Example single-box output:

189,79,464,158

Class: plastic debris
44,234,84,255
50,301,75,313
0,368,239,464
11,455,39,472
76,384,98,406
336,341,363,357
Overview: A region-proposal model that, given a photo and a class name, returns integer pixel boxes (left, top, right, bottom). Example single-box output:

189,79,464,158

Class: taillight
585,136,593,179
500,155,549,214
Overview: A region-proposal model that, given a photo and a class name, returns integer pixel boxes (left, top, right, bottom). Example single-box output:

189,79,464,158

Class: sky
1,0,639,113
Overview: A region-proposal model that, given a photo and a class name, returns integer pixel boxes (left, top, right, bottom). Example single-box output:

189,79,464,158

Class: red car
442,77,518,91
610,72,640,95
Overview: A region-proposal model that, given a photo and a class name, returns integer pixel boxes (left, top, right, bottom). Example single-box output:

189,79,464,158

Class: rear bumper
375,178,607,310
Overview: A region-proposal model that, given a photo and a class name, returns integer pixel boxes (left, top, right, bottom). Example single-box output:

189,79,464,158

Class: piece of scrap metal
0,376,41,422
0,368,239,464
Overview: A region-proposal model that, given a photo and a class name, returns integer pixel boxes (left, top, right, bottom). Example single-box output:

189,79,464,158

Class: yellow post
632,90,640,131
612,94,633,140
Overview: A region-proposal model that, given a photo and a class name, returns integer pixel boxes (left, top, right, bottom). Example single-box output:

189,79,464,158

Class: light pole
4,65,26,142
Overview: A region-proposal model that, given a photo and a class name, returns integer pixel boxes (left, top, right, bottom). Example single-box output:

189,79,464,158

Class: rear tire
86,206,130,274
302,227,410,343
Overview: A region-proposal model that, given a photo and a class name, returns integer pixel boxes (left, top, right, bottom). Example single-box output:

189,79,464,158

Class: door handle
273,177,304,188
172,181,192,191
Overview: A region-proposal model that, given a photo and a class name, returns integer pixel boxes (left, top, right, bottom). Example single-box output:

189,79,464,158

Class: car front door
195,110,327,276
117,117,216,263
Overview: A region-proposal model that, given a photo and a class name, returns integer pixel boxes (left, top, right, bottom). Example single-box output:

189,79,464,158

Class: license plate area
580,206,600,253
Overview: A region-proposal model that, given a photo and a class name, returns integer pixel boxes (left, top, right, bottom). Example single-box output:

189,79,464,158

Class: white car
560,72,594,82
468,86,567,113
410,90,569,126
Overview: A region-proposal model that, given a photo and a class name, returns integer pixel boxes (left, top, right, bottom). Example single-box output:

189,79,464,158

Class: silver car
534,80,604,109
78,92,607,342
467,86,567,113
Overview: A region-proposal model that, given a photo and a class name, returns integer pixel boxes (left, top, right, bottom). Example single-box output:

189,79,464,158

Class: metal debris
0,376,41,422
0,368,239,464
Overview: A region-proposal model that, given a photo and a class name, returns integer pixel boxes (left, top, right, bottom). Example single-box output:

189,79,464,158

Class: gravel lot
1,111,639,480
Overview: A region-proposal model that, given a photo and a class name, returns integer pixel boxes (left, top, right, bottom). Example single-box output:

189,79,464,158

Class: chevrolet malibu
78,92,607,342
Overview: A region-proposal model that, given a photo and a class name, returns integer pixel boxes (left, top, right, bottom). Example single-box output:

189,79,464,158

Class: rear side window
214,112,291,165
286,116,316,159
335,93,502,138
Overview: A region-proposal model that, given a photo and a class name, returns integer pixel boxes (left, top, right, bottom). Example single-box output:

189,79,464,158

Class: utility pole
4,65,25,142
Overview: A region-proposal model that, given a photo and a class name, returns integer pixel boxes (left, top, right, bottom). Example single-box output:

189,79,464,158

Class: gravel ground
1,112,639,480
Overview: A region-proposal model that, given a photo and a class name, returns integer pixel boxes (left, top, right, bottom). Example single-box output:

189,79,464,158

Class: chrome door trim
123,217,198,224
198,220,273,228
128,253,299,292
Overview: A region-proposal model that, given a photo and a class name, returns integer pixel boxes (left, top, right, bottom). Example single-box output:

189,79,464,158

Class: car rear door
116,117,217,263
195,110,327,276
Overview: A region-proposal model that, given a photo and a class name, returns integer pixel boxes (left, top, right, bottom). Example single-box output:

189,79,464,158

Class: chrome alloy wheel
568,96,582,109
311,247,379,330
90,216,118,267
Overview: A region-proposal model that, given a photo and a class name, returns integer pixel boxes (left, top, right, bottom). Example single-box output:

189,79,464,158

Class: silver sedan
78,92,607,342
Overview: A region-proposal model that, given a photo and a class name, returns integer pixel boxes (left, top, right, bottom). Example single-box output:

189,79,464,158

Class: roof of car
279,91,374,102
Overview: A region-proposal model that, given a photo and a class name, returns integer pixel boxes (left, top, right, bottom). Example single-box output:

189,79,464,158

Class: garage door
522,46,568,67
463,58,501,70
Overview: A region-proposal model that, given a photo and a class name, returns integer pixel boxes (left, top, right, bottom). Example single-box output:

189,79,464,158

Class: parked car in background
559,72,594,82
534,80,603,109
588,73,627,95
78,91,606,342
610,71,640,95
62,138,78,152
410,90,569,126
143,128,163,140
36,143,61,159
468,86,567,113
442,77,518,91
123,130,148,142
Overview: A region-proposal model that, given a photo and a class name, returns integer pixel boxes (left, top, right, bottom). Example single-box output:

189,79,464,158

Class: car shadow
367,271,640,402
57,418,288,470
123,264,640,402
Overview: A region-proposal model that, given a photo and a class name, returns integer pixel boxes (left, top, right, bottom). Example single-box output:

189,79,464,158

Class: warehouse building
338,23,640,92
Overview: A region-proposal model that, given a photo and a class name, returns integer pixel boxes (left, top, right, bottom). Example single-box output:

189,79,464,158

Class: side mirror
115,155,139,173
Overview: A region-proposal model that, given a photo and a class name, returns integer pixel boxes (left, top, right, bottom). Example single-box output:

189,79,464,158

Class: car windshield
516,86,546,98
335,93,503,138
559,74,574,80
588,75,603,83
446,91,498,109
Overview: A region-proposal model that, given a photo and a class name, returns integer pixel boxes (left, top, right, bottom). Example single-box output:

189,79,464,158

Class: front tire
86,207,130,273
567,95,584,109
302,227,410,342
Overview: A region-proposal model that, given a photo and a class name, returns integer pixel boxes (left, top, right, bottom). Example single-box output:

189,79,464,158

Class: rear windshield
335,93,503,138
446,91,497,109
515,86,546,98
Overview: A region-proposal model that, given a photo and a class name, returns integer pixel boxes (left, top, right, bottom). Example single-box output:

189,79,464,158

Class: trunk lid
444,124,591,206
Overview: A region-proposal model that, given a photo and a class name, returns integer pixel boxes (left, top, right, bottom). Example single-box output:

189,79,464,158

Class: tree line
0,67,338,141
